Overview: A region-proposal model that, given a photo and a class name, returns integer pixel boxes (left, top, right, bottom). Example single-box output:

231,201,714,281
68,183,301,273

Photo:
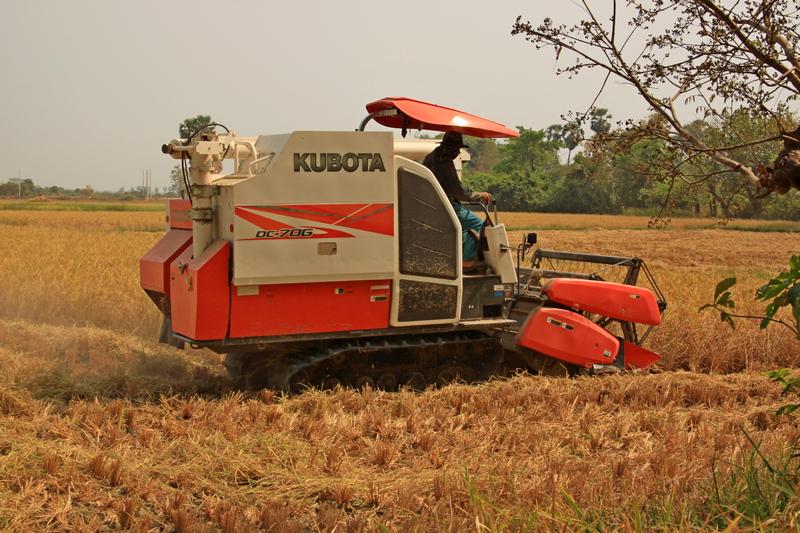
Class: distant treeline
0,178,173,201
463,109,800,220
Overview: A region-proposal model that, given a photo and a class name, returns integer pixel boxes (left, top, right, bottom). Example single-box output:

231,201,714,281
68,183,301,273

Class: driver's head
439,131,469,159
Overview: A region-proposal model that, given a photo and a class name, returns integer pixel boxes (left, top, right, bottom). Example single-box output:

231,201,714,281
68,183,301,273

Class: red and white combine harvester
141,97,666,391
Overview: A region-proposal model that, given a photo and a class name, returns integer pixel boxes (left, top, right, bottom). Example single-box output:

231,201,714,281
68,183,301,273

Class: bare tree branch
512,0,800,195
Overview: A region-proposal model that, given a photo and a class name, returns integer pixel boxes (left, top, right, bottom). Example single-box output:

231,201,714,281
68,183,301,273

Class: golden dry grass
0,210,165,233
0,207,799,530
0,319,226,400
0,318,793,531
0,363,793,530
0,223,161,336
498,211,800,231
0,198,163,211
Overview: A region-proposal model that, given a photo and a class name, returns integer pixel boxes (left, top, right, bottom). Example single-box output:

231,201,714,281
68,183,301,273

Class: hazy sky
0,1,651,191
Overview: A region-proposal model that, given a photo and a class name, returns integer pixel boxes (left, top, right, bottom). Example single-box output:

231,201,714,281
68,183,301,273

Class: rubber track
233,330,504,392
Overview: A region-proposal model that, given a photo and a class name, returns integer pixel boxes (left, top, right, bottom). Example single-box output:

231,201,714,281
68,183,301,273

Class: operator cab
360,97,520,324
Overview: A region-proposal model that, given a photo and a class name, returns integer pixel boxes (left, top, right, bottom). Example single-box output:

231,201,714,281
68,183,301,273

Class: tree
465,126,622,213
562,120,584,164
601,128,670,211
169,166,185,198
594,110,800,217
465,171,541,212
546,109,610,164
546,119,584,164
178,115,213,139
683,109,792,217
512,1,800,196
0,181,18,196
539,153,620,213
590,108,612,136
495,127,561,176
545,124,563,144
464,127,562,211
464,137,502,173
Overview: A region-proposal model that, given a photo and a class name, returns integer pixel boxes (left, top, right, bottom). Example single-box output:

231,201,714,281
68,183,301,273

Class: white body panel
484,223,518,284
189,128,511,330
231,131,396,286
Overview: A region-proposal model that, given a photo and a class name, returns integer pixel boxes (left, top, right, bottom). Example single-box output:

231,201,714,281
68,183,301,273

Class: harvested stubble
0,368,793,530
1,208,799,529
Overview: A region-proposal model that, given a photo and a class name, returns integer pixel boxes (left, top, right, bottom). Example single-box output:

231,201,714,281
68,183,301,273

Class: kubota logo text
293,152,386,172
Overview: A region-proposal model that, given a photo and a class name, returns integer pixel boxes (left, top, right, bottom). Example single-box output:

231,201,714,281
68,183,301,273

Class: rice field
0,202,798,530
497,211,800,232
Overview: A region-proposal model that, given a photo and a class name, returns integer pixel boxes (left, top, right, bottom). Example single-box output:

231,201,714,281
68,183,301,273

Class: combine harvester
140,97,666,391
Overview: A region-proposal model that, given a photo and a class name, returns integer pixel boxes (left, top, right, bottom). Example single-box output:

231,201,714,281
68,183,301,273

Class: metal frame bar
358,109,399,132
533,249,641,267
460,201,495,227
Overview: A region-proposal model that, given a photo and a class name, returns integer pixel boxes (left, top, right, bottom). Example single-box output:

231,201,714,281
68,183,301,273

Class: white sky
0,1,651,191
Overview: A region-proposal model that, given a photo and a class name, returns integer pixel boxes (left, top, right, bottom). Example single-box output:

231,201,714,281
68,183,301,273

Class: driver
423,131,492,268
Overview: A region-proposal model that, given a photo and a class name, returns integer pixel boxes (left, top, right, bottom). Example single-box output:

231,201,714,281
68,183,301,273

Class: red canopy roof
365,97,520,138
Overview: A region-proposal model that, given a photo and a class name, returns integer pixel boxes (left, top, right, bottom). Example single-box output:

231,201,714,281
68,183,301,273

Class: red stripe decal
249,204,368,225
242,204,395,236
235,207,293,230
336,204,394,236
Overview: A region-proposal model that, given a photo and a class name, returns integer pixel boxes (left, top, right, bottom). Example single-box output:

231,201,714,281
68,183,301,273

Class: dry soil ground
0,203,798,531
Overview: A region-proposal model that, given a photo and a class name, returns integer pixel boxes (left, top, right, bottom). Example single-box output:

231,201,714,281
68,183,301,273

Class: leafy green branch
700,255,800,338
768,369,800,417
